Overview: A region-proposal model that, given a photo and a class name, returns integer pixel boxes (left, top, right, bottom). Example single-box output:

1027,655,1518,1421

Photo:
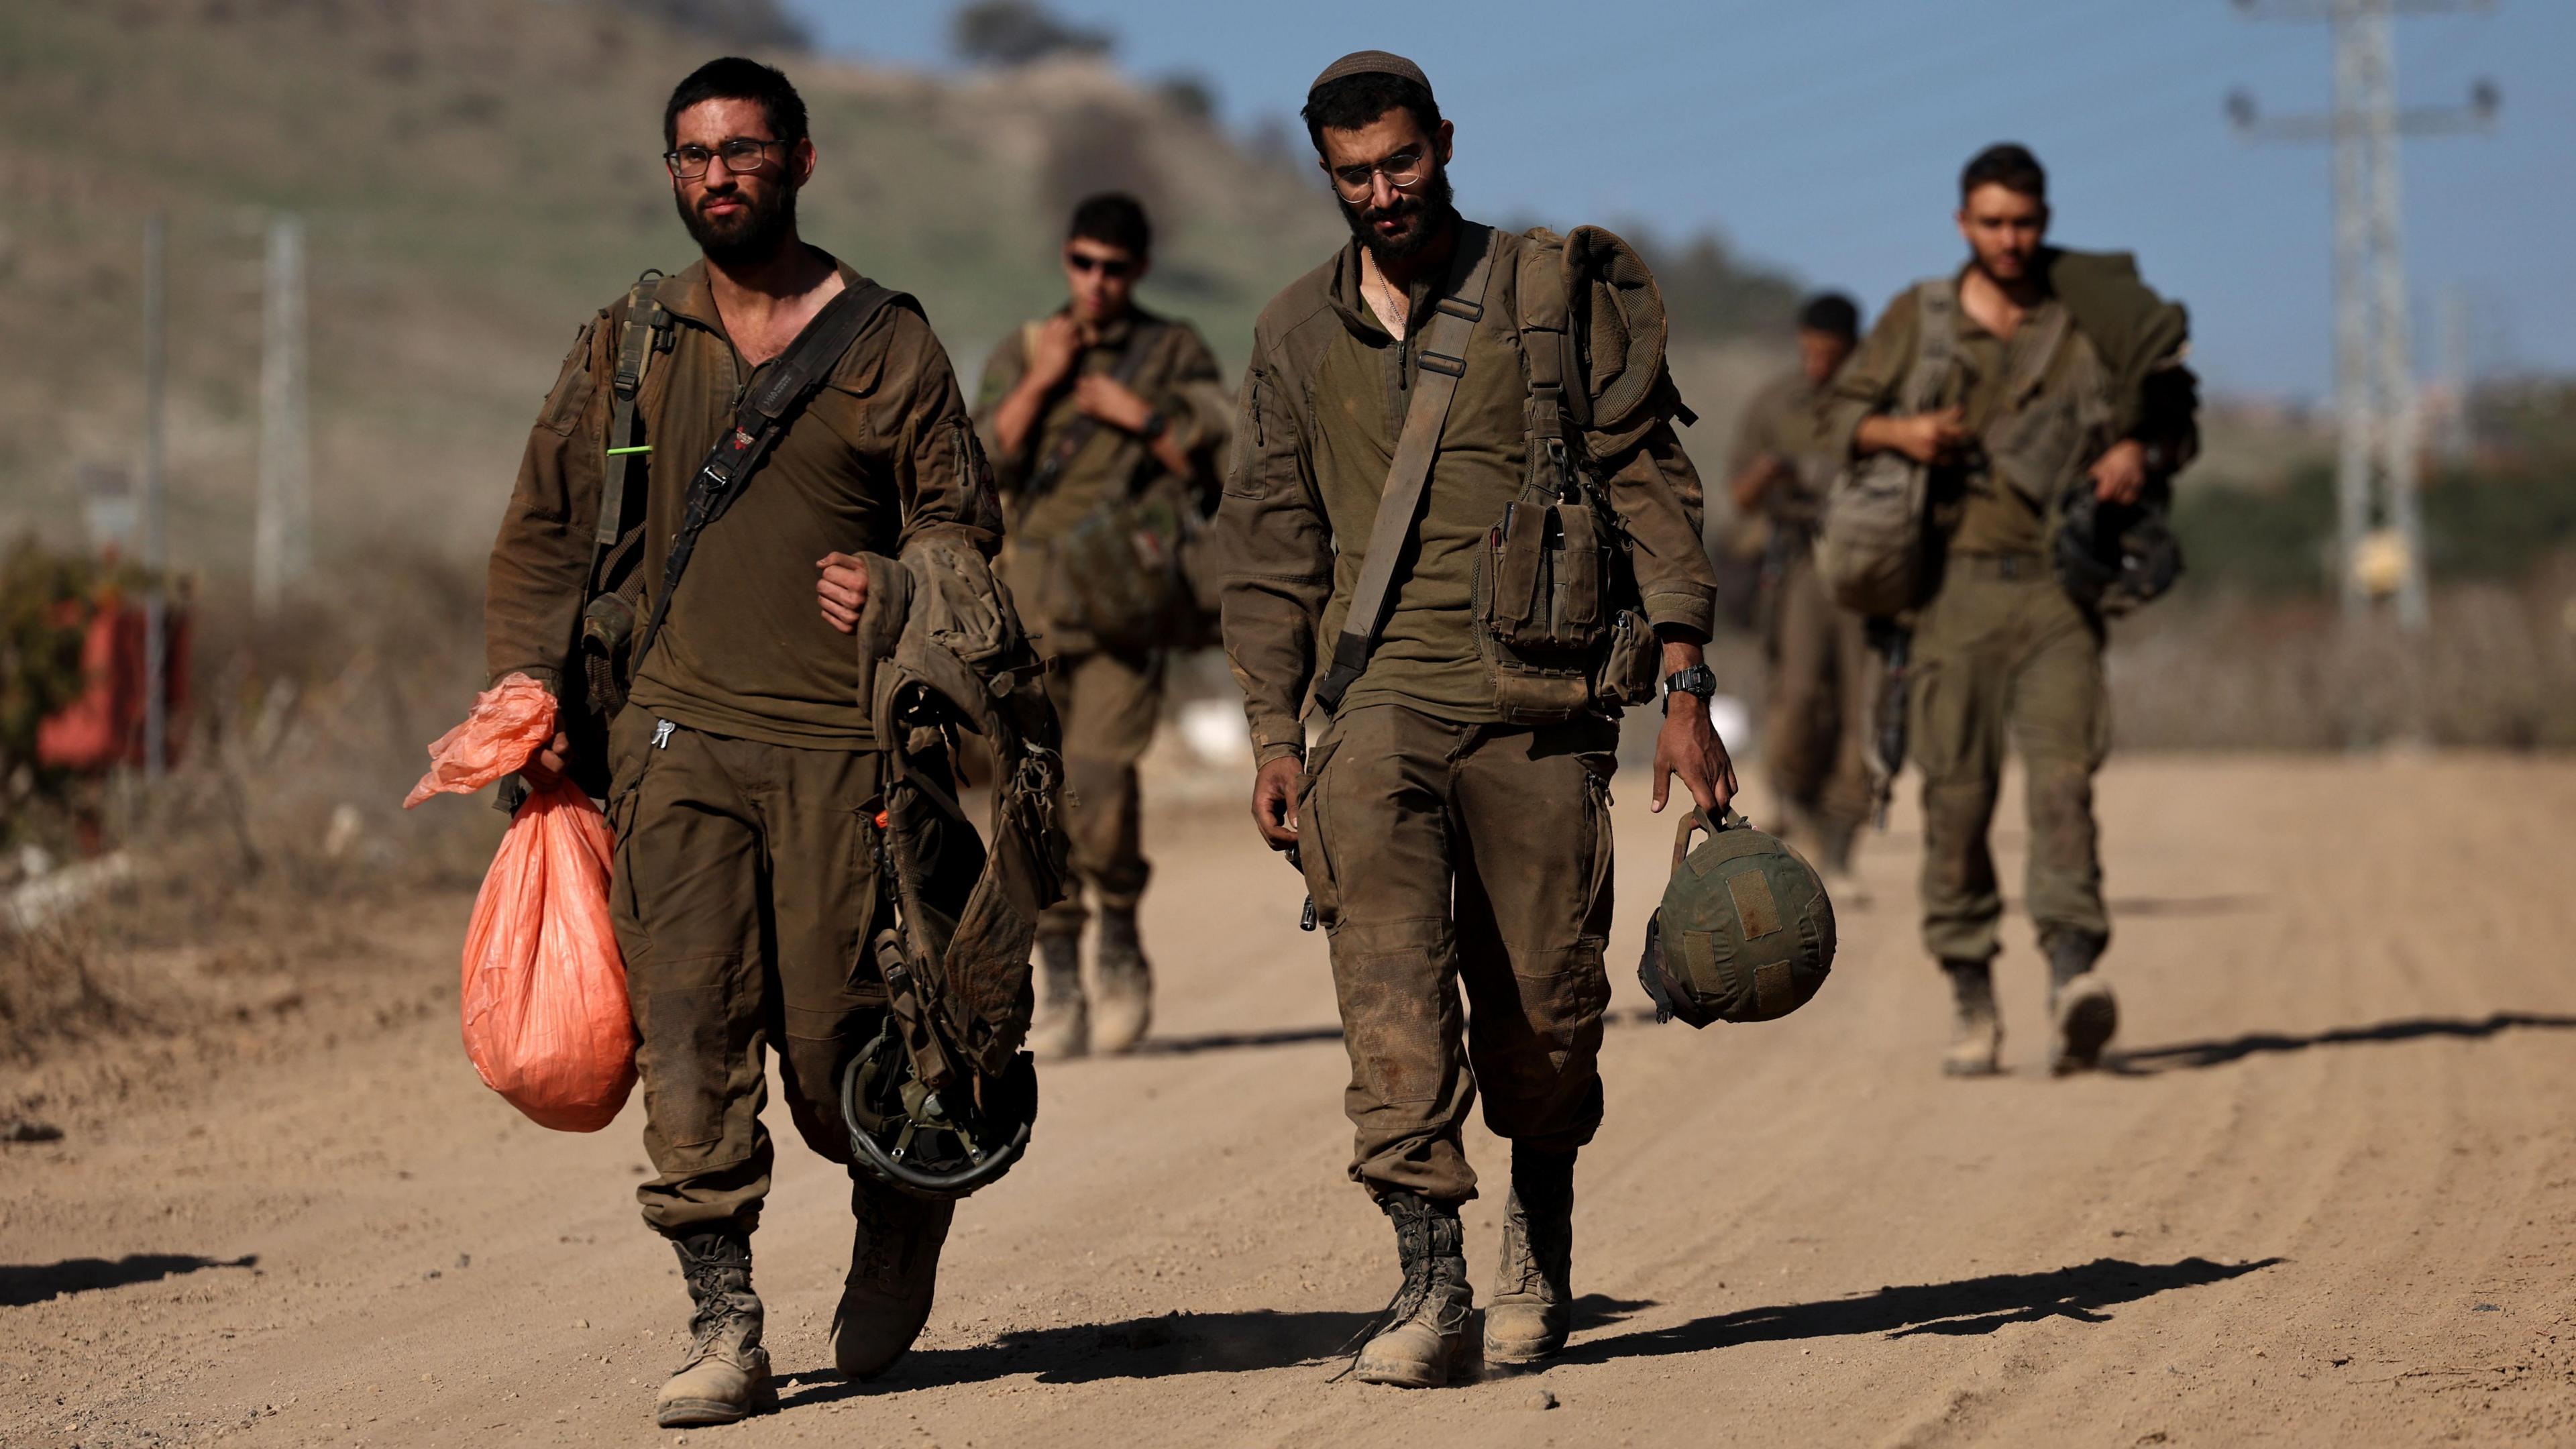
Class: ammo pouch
1474,490,1658,723
1474,227,1664,724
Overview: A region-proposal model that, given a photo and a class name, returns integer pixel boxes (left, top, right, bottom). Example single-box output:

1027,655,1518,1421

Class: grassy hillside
0,0,1346,579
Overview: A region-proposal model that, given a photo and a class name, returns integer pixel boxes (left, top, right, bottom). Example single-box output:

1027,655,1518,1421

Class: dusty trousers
1907,555,2112,965
604,706,892,1238
1763,547,1876,838
1297,703,1618,1204
1040,647,1163,932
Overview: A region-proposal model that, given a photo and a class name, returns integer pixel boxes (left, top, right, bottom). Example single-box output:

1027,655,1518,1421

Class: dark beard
1337,162,1456,266
677,183,797,268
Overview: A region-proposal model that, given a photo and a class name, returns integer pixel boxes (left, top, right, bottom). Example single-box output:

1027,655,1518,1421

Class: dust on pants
1764,547,1877,835
1907,557,2112,965
1041,647,1163,932
1297,703,1617,1205
605,705,890,1238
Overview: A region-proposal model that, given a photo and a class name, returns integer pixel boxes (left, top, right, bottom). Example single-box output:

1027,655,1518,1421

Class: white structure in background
255,212,311,615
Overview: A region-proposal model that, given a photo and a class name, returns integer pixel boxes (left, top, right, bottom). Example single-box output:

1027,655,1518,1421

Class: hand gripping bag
403,674,637,1131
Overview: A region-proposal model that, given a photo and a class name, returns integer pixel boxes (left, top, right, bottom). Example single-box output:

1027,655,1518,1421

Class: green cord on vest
606,445,652,456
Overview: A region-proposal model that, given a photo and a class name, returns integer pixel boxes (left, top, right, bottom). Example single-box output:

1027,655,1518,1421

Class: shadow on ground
2104,894,2271,918
776,1294,1658,1404
2114,1012,2576,1073
1555,1256,2281,1365
1,1253,259,1309
1140,1010,1664,1058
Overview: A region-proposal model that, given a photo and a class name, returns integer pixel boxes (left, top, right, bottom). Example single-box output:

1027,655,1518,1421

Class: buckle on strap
1417,350,1466,378
1434,295,1483,322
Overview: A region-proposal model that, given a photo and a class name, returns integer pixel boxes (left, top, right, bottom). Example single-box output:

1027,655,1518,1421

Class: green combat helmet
1638,809,1837,1026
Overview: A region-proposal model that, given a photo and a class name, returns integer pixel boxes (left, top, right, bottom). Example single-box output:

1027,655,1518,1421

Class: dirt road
9,753,2576,1447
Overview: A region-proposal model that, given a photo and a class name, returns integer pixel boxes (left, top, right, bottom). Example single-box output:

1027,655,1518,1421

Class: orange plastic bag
404,674,637,1132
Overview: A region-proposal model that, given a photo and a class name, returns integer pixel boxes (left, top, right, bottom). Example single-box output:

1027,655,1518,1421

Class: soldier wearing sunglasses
974,194,1233,1061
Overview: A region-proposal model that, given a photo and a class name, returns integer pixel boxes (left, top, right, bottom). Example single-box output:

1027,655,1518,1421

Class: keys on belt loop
651,718,676,750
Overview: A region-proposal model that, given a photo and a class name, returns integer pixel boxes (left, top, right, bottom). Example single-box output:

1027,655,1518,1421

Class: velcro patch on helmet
1727,869,1782,939
1754,961,1796,1018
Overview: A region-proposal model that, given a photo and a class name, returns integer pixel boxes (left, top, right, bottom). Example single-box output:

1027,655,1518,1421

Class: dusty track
8,753,2576,1447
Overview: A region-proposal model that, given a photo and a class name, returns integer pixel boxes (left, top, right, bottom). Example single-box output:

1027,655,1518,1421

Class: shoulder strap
1904,278,1957,415
631,278,906,668
596,271,676,553
1024,319,1171,500
1310,223,1500,716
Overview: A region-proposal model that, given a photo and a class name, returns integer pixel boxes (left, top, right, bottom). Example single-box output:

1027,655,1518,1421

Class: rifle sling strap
1023,319,1170,502
632,279,905,668
1310,223,1499,717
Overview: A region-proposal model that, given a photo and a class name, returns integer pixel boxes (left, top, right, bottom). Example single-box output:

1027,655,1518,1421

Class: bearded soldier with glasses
482,57,1009,1428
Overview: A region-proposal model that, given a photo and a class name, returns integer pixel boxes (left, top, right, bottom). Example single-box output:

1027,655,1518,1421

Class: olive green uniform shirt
971,307,1231,545
484,256,1001,749
1221,225,1717,764
1817,257,2198,558
1727,368,1837,528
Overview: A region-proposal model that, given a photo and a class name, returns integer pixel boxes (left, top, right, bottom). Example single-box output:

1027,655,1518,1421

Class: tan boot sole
1353,1338,1465,1388
654,1374,775,1428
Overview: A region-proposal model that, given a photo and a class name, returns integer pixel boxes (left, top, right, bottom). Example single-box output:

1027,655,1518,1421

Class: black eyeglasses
1065,252,1137,279
663,137,788,180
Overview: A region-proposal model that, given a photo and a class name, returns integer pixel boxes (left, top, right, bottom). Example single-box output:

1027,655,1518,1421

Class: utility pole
142,212,170,785
2227,0,2498,633
255,212,310,614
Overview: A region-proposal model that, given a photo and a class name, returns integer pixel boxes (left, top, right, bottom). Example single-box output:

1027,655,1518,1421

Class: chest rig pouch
1473,229,1661,724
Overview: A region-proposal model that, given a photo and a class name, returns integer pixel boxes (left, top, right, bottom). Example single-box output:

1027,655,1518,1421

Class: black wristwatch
1662,663,1718,714
1138,409,1170,441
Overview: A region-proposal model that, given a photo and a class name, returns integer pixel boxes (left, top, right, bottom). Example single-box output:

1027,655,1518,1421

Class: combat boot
829,1174,957,1381
1940,959,2002,1077
655,1230,774,1428
1025,928,1087,1061
2047,934,2118,1075
1089,906,1153,1055
1354,1191,1473,1388
1484,1148,1575,1367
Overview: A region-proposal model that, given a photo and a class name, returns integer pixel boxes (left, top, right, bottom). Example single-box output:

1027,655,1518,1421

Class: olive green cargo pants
1764,549,1876,839
604,706,890,1238
1040,647,1163,934
1297,703,1618,1205
1907,555,2112,965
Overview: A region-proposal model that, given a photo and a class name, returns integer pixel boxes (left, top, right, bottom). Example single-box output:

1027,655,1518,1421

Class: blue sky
786,0,2573,400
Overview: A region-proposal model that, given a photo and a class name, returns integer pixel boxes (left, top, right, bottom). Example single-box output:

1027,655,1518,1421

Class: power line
2229,0,2500,633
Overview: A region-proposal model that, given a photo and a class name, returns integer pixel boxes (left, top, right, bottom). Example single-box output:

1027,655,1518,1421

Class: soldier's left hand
2089,438,2149,505
1073,374,1155,434
815,551,869,634
1653,696,1737,816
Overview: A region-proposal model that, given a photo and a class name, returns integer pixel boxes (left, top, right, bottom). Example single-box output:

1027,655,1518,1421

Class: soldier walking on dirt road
1218,51,1733,1387
1726,292,1874,889
1818,144,2198,1077
482,58,1007,1428
975,194,1232,1061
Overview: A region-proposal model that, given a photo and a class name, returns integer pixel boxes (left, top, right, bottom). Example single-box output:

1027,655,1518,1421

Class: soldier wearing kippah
1218,50,1730,1386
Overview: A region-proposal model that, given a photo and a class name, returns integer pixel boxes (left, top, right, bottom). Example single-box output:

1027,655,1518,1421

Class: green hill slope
0,0,1342,576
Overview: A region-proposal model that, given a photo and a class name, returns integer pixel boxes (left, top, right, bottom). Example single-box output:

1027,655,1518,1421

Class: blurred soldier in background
976,194,1232,1059
1725,292,1871,885
1820,144,2197,1078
